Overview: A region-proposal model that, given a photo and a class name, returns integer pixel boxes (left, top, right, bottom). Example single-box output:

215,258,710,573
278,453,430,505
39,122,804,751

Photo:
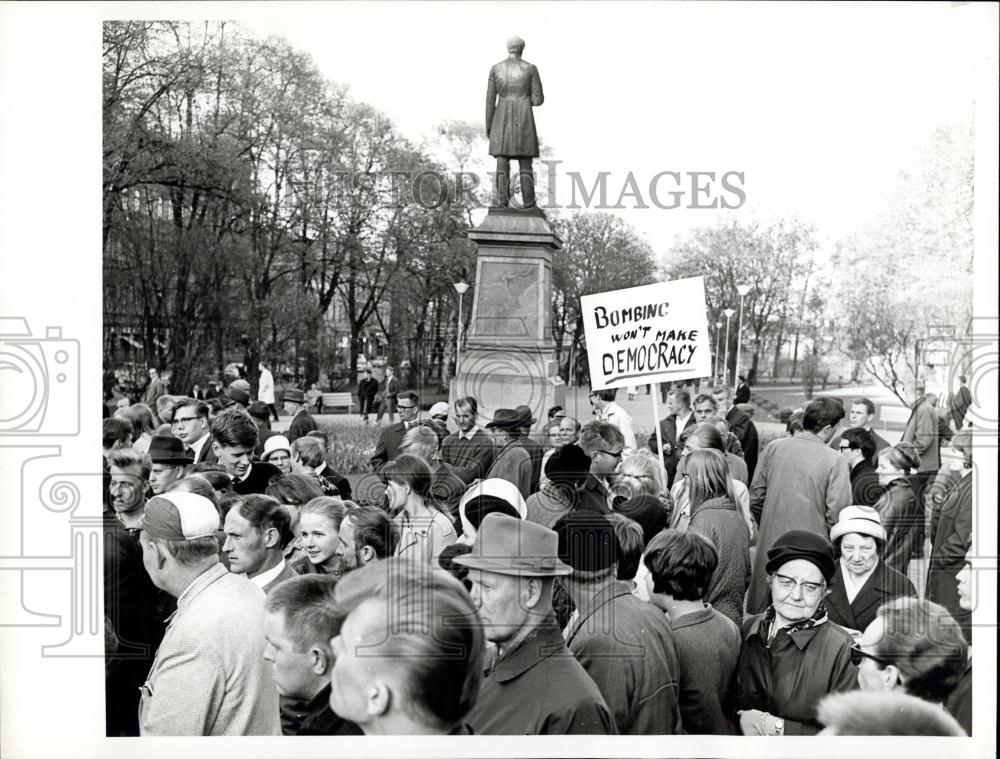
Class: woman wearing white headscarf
456,478,527,545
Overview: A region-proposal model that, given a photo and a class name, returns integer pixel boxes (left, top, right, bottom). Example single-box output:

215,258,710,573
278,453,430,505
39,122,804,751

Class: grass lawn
278,380,908,475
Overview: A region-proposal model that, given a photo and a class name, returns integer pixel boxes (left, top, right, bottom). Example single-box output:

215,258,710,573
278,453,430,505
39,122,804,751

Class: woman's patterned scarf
762,601,828,642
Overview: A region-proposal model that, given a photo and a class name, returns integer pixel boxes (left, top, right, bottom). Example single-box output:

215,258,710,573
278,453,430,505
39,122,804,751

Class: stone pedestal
451,208,565,434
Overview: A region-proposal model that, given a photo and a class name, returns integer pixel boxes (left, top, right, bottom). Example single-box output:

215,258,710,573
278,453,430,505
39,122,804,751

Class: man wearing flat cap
283,387,318,443
485,408,534,499
455,513,616,734
221,384,251,410
557,512,682,734
137,492,281,735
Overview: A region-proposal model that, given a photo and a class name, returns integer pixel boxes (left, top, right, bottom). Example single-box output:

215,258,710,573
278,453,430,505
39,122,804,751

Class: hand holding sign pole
581,277,712,462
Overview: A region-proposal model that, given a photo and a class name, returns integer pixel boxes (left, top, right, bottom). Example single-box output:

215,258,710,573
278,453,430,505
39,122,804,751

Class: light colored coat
257,367,275,405
139,563,280,736
747,432,851,614
598,401,637,454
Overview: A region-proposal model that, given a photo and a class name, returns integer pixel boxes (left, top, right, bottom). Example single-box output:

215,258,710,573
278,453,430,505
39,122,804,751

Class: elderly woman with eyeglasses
734,530,858,736
826,506,916,635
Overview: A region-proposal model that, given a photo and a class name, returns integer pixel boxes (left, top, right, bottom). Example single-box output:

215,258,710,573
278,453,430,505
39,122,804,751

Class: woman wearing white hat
261,434,292,475
456,478,528,546
826,505,916,634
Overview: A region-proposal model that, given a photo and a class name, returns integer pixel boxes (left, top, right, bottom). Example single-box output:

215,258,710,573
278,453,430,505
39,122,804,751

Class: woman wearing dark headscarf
524,444,590,529
734,530,857,736
873,443,922,573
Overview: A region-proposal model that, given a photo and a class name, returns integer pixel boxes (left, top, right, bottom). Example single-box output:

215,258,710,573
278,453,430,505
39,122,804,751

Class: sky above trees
250,2,988,252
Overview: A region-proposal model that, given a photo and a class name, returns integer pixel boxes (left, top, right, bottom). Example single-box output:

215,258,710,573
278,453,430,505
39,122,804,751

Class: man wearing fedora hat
557,512,682,734
284,387,318,443
485,409,534,500
454,513,616,734
147,435,193,496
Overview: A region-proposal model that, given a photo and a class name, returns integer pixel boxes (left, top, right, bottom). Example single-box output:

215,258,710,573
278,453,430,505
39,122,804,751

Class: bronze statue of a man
486,36,544,208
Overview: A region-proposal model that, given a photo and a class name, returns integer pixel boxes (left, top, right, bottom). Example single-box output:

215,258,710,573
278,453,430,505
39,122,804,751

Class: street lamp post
722,308,736,387
713,320,723,386
735,284,751,394
453,281,470,379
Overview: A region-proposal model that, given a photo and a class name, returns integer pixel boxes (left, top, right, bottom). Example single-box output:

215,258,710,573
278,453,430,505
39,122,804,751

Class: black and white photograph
0,2,996,758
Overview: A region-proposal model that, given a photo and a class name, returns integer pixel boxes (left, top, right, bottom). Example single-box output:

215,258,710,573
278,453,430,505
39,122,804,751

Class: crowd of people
102,368,977,738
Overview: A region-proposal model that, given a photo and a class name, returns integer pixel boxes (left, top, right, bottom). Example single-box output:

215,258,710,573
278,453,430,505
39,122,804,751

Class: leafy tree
831,121,973,403
663,218,817,383
550,212,659,383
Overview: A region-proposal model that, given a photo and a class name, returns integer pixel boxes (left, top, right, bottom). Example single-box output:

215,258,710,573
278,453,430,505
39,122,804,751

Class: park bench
878,405,911,430
321,392,355,413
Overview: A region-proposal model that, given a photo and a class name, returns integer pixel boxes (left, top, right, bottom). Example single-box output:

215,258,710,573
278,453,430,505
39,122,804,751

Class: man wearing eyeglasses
576,421,624,514
838,428,884,507
370,390,420,468
828,398,889,468
171,398,216,464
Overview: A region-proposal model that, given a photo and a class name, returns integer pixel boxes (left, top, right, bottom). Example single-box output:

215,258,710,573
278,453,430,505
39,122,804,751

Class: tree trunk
791,331,801,378
772,324,784,377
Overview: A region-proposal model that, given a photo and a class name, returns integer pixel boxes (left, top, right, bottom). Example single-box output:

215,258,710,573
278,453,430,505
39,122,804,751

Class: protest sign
581,276,711,391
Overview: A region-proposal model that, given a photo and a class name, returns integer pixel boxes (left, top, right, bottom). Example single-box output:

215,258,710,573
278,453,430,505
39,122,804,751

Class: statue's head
506,36,525,54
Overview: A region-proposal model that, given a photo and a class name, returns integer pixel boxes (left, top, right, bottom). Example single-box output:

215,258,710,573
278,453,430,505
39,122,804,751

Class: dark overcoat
825,559,916,633
486,59,544,158
734,614,857,735
467,618,616,734
566,581,682,735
